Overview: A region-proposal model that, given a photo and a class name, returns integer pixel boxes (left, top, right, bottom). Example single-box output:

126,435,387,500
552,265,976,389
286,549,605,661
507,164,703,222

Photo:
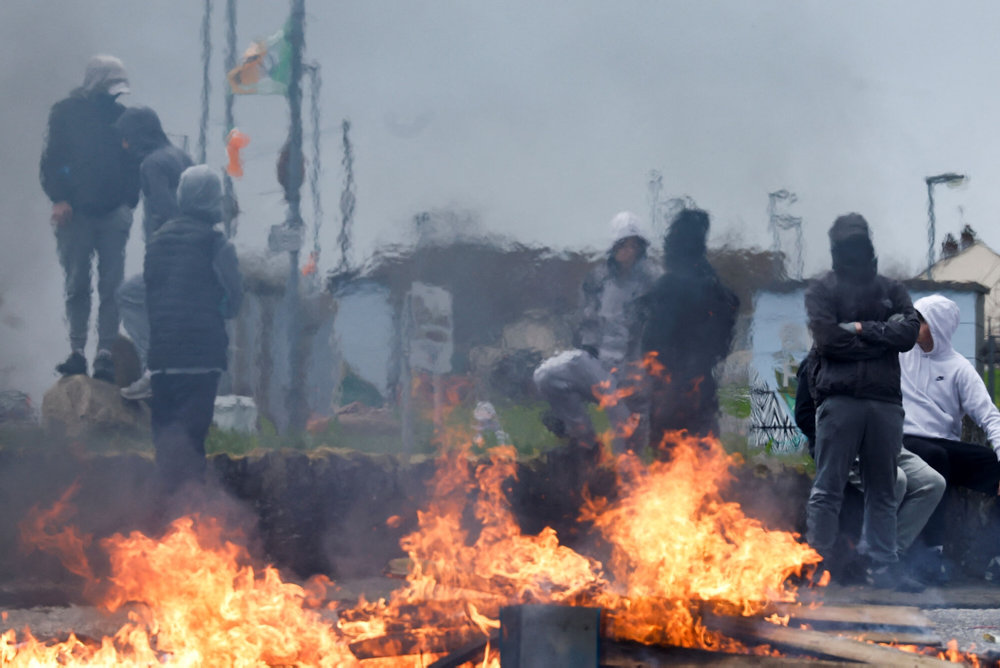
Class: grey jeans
117,274,149,369
849,447,945,555
807,395,904,564
54,205,132,353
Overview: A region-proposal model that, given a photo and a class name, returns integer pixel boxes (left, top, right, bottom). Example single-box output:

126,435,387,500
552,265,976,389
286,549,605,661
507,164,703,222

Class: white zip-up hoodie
900,294,1000,460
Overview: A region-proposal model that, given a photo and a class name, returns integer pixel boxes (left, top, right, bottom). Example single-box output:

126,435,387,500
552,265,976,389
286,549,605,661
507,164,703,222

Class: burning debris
1,424,831,666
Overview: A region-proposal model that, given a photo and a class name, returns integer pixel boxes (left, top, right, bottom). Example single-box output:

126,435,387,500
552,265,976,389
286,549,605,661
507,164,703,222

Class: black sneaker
906,546,951,586
56,351,87,376
92,351,115,384
867,561,926,593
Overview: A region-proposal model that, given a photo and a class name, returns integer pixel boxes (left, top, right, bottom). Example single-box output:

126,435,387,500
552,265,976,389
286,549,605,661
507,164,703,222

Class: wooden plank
770,602,935,630
426,632,499,668
831,629,942,647
704,614,949,666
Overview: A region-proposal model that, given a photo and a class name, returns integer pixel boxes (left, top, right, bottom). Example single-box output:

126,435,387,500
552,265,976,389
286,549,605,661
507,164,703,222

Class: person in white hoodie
901,293,1000,581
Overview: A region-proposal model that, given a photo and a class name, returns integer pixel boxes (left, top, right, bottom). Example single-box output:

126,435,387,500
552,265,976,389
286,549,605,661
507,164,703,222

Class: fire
5,424,826,664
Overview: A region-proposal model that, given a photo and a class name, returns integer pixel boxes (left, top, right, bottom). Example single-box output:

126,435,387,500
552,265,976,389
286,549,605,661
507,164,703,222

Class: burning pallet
362,602,952,667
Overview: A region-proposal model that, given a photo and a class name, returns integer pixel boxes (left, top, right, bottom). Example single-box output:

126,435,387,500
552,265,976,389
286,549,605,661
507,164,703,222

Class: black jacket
116,107,193,240
794,349,818,457
638,258,739,437
804,271,919,405
39,90,139,215
145,219,230,371
638,259,739,380
145,166,242,371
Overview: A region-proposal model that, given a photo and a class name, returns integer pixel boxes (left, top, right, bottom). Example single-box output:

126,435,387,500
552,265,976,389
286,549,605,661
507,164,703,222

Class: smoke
0,3,100,402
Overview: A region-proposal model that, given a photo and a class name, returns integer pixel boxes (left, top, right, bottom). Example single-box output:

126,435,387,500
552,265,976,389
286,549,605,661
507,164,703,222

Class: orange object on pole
226,128,250,177
301,251,317,276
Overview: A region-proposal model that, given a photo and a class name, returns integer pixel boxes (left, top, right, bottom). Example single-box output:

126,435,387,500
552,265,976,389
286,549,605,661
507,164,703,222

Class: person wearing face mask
803,213,922,591
534,211,660,455
637,208,739,447
899,294,1000,583
40,55,140,383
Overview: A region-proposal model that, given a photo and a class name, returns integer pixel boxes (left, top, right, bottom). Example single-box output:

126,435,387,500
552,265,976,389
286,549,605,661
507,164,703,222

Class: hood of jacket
80,55,129,97
914,294,959,359
177,165,223,224
116,107,169,161
829,213,877,282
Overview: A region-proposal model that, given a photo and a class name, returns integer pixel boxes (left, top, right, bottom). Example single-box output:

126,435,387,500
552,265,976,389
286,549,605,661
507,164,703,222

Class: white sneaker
120,371,153,400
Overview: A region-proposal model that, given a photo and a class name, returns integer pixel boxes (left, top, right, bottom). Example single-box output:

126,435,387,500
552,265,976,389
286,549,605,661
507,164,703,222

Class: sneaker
92,350,115,384
56,351,87,376
120,370,152,401
867,561,926,593
906,546,951,586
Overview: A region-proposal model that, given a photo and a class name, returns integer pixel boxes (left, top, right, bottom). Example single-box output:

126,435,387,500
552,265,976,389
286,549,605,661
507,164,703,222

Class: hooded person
900,294,1000,582
803,213,922,591
534,211,660,454
637,208,739,446
144,165,242,493
40,54,140,382
114,107,194,400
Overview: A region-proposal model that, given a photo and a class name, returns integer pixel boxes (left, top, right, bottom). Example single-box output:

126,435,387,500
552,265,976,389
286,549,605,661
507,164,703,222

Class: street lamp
925,172,966,279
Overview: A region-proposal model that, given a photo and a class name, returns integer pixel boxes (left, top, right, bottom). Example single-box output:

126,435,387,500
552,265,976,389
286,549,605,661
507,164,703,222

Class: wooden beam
704,614,949,666
770,602,935,629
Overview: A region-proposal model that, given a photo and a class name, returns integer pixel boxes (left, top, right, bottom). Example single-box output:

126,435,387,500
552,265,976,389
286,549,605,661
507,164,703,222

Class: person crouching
144,165,242,493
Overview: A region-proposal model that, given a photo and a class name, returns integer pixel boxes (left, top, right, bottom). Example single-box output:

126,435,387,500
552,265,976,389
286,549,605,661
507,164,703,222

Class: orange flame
5,425,841,664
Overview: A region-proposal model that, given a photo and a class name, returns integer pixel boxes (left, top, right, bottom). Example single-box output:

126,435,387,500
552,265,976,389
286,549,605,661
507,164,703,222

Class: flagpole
283,0,308,437
222,0,237,239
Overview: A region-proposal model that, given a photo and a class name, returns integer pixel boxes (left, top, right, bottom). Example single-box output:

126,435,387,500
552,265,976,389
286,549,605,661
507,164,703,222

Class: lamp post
925,172,966,279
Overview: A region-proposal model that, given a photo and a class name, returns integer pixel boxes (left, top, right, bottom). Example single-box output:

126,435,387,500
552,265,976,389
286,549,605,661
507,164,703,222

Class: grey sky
2,0,1000,400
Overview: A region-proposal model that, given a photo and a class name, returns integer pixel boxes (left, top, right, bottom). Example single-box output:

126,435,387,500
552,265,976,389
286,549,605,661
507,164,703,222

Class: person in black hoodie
114,106,194,400
145,165,242,492
804,213,921,590
40,55,140,382
638,208,739,451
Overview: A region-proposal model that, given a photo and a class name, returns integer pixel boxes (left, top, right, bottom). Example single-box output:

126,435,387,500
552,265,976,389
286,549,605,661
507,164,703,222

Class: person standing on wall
40,55,140,382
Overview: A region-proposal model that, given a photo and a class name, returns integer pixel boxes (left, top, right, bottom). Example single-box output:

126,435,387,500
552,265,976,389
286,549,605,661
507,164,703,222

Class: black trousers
151,371,220,493
903,434,1000,546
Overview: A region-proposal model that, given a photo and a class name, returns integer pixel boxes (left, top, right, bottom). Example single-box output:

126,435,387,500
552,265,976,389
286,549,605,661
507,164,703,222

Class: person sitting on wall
900,294,1000,583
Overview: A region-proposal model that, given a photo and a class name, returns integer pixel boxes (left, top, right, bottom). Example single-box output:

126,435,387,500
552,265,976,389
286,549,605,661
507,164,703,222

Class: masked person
534,211,660,454
145,166,242,492
900,294,1000,583
40,55,140,382
804,213,921,590
638,208,738,449
114,106,194,400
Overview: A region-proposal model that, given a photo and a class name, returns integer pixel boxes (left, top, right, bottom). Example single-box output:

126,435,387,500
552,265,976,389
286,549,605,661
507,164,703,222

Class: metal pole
197,0,212,164
283,0,308,436
926,179,936,279
989,319,996,404
222,0,237,238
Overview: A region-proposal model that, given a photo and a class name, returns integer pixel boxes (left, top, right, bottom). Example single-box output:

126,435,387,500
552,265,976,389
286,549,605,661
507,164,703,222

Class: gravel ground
923,608,1000,657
